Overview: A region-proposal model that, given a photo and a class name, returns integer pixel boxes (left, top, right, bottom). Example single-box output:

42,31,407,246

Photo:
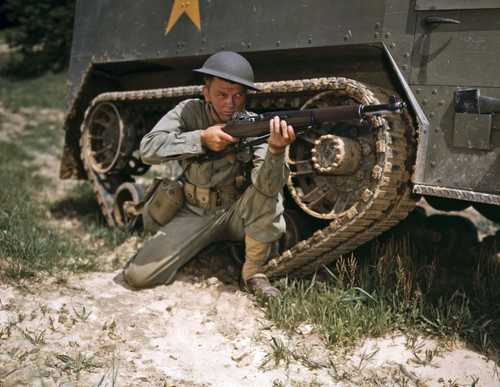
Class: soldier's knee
123,263,153,289
123,258,178,289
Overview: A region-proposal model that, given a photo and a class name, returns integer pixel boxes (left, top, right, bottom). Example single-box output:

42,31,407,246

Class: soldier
123,51,295,298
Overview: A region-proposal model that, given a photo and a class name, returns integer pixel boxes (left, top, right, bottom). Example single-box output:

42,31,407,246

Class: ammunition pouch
184,182,239,210
146,179,184,226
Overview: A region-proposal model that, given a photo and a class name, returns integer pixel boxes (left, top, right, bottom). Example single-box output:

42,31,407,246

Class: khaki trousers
124,185,285,289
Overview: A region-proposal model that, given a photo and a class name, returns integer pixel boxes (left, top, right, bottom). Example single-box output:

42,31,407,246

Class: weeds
265,231,500,361
261,337,293,368
262,336,327,371
356,347,379,371
20,327,46,345
73,304,92,322
55,353,103,377
96,353,120,387
409,347,438,367
0,137,96,280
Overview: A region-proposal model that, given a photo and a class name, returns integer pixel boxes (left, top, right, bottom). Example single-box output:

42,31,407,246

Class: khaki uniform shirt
140,99,289,198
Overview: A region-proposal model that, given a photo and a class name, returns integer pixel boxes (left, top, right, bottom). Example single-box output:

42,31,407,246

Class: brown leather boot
246,273,281,298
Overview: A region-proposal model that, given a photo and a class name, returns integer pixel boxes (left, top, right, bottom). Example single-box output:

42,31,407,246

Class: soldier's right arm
140,100,206,164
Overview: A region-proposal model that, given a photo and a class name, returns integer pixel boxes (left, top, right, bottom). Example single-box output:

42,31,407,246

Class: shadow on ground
50,191,104,221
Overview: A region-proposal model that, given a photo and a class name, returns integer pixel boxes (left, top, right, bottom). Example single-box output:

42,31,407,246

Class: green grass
0,71,68,110
265,235,500,360
0,31,68,110
21,120,61,153
51,182,129,248
0,124,130,280
0,136,95,279
0,69,129,280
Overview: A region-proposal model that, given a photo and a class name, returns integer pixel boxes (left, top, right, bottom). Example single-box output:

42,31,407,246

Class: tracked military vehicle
60,0,500,277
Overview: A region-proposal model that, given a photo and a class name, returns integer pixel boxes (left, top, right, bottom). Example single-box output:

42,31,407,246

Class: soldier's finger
288,125,296,142
280,120,289,139
220,131,237,143
273,116,280,133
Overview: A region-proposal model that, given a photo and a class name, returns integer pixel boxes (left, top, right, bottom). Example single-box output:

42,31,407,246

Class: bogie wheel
287,82,390,221
113,182,145,229
80,101,148,228
81,101,147,176
81,102,127,174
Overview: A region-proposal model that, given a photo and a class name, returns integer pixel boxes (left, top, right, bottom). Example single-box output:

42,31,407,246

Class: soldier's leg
124,207,229,289
225,186,286,296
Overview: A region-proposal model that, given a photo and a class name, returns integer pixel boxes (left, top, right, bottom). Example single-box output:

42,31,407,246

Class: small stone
297,323,314,335
231,351,249,362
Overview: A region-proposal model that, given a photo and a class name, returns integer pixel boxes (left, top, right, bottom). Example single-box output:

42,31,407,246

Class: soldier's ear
202,85,210,102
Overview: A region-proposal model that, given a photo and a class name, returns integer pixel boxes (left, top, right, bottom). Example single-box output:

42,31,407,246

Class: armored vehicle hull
60,0,500,276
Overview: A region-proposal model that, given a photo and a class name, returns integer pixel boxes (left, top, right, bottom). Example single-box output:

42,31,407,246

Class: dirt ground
1,103,500,386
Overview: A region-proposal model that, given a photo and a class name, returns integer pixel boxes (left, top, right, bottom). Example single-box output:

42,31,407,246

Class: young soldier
123,51,295,298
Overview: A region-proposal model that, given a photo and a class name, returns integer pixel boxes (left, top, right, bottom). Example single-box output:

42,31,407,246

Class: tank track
79,77,416,276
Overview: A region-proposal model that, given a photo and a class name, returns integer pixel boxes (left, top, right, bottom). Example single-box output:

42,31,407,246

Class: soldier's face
203,77,247,122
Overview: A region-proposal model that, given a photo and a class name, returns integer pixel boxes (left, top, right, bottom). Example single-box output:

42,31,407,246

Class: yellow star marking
166,0,201,34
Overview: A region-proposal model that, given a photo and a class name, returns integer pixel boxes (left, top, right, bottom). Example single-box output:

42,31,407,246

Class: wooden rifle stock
223,104,362,138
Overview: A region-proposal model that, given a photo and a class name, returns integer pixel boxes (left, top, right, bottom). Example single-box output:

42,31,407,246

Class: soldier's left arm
250,117,295,197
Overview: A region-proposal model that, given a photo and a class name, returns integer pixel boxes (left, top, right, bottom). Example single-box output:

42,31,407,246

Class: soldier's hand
268,116,296,154
201,124,238,152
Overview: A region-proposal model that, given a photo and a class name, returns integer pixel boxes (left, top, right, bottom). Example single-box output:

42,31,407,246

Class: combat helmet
194,51,261,91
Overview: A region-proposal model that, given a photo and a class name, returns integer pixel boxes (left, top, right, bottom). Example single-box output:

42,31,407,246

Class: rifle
125,97,405,229
198,96,406,161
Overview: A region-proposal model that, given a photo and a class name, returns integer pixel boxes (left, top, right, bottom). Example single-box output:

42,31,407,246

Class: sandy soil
1,271,499,387
1,102,500,387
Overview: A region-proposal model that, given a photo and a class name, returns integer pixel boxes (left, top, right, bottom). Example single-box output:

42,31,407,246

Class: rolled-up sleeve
251,143,290,197
140,100,206,164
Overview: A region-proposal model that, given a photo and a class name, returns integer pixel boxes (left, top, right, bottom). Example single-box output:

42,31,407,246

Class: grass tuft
55,352,103,376
265,232,500,360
